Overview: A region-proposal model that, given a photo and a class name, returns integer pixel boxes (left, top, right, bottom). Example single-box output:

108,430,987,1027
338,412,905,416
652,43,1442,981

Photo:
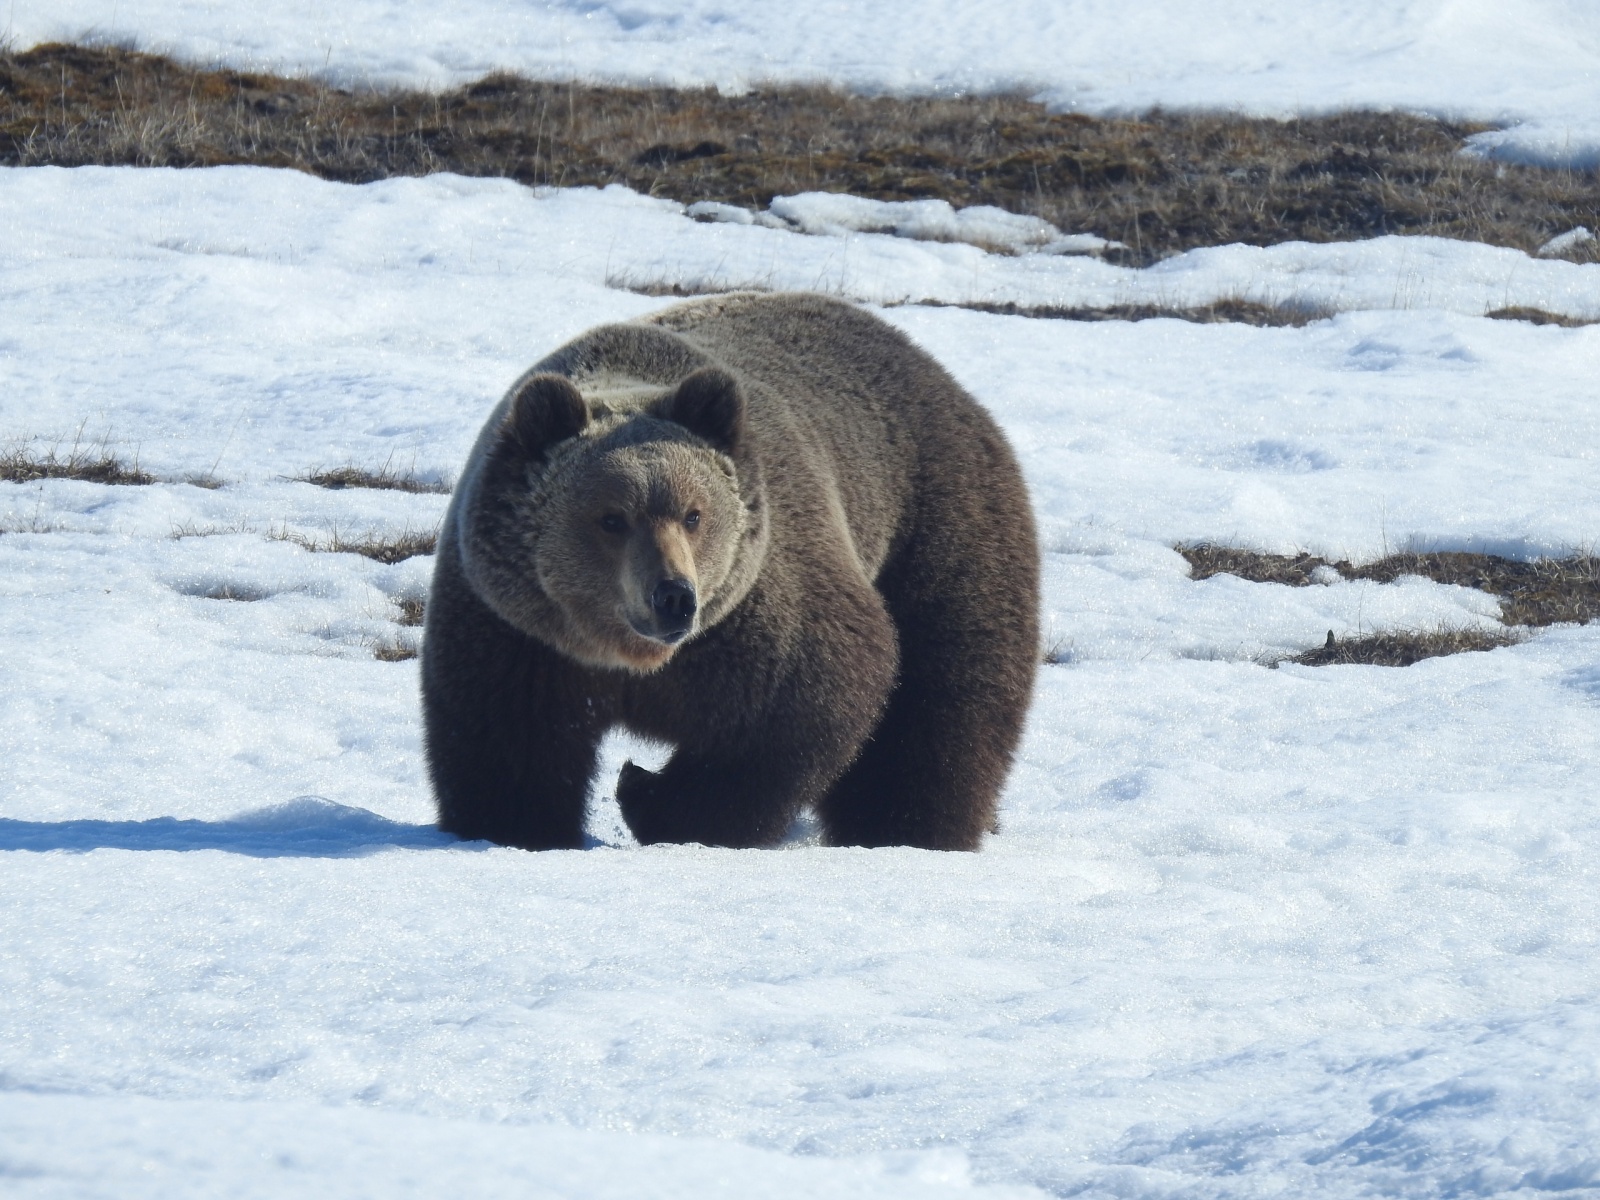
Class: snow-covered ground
4,164,1600,1197
10,0,1600,167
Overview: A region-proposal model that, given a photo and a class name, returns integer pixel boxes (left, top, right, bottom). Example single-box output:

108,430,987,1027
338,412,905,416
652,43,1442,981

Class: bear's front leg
616,590,899,848
423,566,604,851
617,752,802,848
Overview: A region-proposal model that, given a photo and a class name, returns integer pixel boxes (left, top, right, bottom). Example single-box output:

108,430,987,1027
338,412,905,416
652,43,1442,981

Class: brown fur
423,293,1039,850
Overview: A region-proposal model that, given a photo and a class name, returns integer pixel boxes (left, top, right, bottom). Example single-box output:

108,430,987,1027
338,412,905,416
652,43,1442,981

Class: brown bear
422,292,1038,850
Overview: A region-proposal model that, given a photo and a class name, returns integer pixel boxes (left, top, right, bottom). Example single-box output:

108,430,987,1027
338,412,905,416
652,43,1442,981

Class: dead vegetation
371,637,419,662
1283,626,1524,668
916,297,1336,327
269,525,438,564
1485,307,1600,328
295,464,451,494
4,43,1597,267
1,442,155,486
394,596,426,626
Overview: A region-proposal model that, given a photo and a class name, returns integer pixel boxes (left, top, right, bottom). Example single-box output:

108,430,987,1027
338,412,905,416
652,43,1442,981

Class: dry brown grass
371,637,419,662
1485,307,1600,328
1283,626,1524,668
295,464,451,494
394,596,426,626
5,43,1597,267
917,297,1336,327
269,525,438,564
1,442,155,486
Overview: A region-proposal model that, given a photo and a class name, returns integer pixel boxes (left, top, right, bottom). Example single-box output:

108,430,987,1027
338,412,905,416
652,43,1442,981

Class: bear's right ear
656,368,744,453
503,374,588,459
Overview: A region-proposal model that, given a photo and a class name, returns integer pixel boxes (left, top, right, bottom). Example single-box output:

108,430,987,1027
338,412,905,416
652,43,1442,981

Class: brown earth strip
394,596,426,626
4,43,1597,267
1283,627,1524,667
914,298,1336,327
1485,307,1600,328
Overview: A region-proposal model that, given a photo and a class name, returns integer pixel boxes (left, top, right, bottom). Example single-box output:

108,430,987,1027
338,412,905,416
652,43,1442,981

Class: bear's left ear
656,368,744,452
504,374,589,459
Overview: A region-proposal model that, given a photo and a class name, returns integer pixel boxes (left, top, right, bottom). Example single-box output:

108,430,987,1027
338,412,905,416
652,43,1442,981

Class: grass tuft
371,637,419,662
4,43,1596,267
916,297,1336,327
170,519,256,539
394,596,426,626
1485,307,1600,328
295,464,451,494
1281,626,1523,668
1,443,155,486
269,525,438,564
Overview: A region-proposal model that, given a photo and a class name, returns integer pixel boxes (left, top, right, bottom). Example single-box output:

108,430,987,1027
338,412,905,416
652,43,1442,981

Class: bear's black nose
651,579,697,637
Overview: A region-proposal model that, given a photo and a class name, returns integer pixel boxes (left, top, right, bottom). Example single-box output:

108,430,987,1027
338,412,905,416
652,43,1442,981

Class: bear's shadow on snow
0,797,483,858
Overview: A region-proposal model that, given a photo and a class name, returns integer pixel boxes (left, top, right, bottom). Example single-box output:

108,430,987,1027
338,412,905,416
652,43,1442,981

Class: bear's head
457,367,767,673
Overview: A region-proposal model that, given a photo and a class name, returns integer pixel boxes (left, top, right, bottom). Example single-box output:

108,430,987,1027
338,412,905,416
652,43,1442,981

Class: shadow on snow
0,796,474,858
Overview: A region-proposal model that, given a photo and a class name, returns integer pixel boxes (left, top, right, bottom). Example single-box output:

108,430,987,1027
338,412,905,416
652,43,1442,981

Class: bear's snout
650,578,698,642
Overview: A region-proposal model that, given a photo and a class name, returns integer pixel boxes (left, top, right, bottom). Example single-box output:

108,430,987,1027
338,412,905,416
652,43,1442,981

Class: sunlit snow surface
3,168,1600,1197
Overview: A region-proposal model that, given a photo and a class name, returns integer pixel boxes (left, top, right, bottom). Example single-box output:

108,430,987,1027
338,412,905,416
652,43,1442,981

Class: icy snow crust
11,0,1600,168
3,167,1600,1196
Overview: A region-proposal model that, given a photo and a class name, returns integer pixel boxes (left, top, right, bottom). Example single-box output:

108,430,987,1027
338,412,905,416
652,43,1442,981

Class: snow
4,162,1600,1196
10,0,1600,167
690,194,1123,258
1,1093,1039,1199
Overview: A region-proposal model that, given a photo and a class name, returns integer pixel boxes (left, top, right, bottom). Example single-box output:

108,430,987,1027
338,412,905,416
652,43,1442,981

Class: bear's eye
600,513,628,534
684,510,701,531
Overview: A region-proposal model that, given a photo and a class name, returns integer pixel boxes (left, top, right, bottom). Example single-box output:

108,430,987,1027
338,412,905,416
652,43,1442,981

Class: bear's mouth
627,618,692,646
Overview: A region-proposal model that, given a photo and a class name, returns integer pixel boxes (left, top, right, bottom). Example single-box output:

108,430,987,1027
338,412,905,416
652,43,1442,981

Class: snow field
3,165,1600,1196
9,1,1600,167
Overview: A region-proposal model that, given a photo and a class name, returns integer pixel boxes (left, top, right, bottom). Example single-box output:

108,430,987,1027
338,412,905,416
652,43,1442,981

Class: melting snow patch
1464,121,1600,173
691,193,1123,256
1535,227,1597,259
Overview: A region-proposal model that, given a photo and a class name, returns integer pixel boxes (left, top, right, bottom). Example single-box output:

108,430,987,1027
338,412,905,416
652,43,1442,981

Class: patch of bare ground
1,443,154,486
917,297,1335,327
1179,543,1600,665
394,596,426,626
269,525,438,564
295,464,451,494
5,43,1597,267
371,637,419,662
1485,307,1600,328
1285,627,1525,667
